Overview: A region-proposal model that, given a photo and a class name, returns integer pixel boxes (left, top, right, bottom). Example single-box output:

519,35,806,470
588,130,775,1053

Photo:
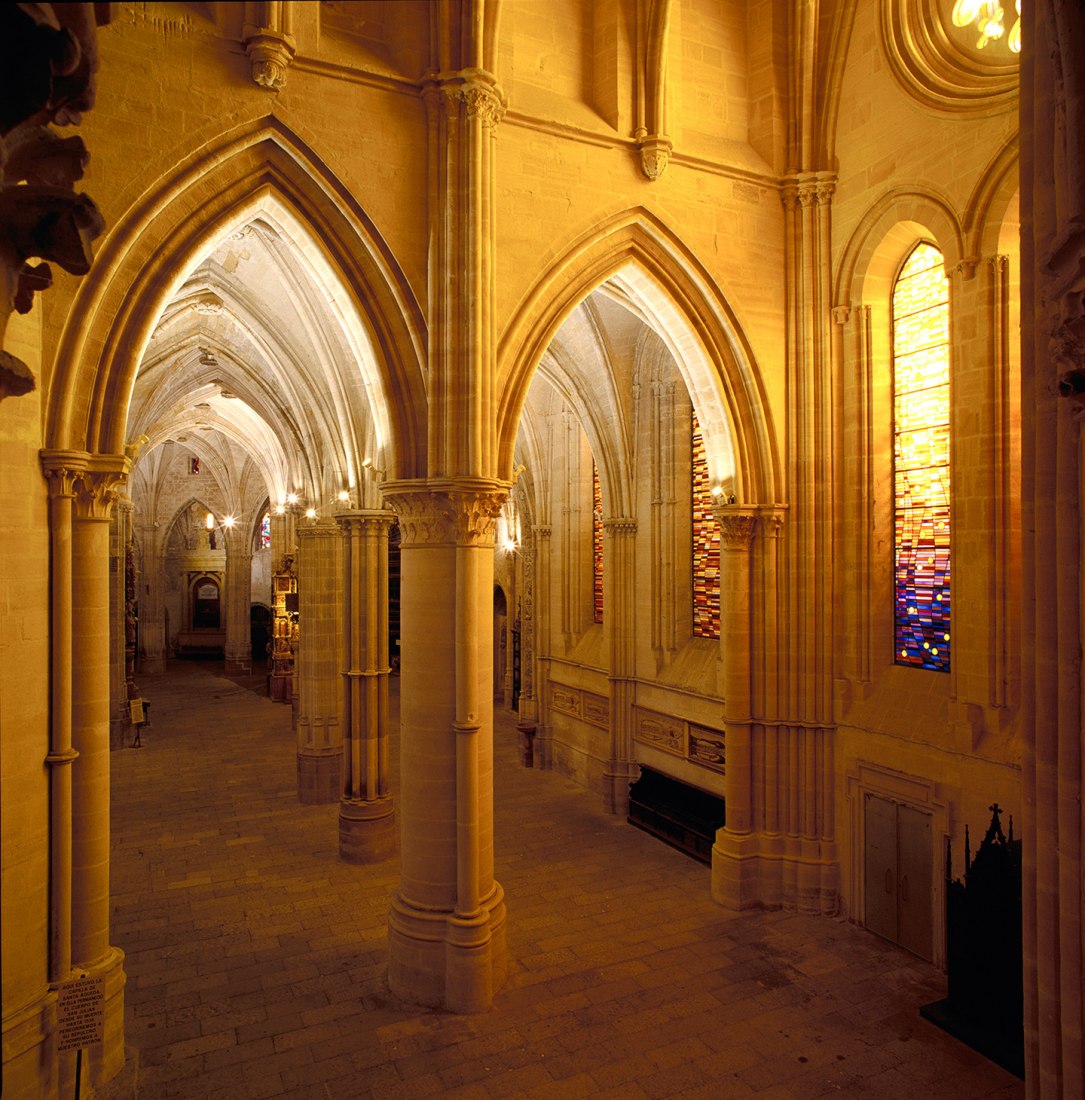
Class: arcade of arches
1,1,1083,1097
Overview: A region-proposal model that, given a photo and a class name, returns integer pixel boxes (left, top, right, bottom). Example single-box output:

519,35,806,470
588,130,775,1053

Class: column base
296,749,341,804
711,829,763,909
224,656,251,675
387,883,507,1013
712,832,840,914
601,763,636,815
62,947,127,1096
140,654,165,675
339,796,396,863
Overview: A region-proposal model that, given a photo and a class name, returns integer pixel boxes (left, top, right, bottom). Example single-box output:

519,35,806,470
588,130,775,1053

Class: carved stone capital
73,456,129,522
603,517,638,536
422,69,506,130
41,448,89,496
533,524,553,540
244,29,296,90
713,508,758,550
335,508,395,537
831,305,851,325
954,257,979,280
638,136,672,181
780,173,836,211
381,479,509,548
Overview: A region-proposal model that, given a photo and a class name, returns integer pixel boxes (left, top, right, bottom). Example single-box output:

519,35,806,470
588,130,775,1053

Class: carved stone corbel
244,28,297,90
639,136,672,181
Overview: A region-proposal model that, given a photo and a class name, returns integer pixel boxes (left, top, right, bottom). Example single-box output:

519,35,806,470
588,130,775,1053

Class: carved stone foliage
714,509,758,550
0,4,105,400
382,480,508,548
780,174,836,212
549,685,581,718
423,71,506,131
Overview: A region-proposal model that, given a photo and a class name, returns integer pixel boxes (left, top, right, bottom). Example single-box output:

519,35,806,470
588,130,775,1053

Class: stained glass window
260,512,271,551
893,242,950,672
592,460,603,624
691,411,721,639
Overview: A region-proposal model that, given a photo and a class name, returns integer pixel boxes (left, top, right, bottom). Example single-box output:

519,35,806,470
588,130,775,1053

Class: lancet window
892,242,951,671
691,411,721,639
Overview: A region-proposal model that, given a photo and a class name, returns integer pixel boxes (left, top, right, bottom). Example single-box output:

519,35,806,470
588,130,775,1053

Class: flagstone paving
111,661,1024,1099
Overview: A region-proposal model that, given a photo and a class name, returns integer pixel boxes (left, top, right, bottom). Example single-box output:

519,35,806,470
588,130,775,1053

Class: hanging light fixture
951,0,1021,52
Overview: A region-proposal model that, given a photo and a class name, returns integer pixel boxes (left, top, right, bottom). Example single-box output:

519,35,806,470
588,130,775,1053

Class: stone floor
110,661,1023,1099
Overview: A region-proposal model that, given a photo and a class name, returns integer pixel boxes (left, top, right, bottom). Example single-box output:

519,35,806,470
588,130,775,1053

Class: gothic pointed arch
497,208,780,512
45,116,427,478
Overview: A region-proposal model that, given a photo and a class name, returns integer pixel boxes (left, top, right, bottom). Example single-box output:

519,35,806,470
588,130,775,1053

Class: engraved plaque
688,725,726,773
581,691,610,728
633,707,684,757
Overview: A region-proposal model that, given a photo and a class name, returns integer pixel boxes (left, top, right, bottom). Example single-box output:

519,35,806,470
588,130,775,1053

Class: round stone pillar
295,521,344,804
70,459,128,1088
336,509,395,860
382,479,508,1013
710,509,759,909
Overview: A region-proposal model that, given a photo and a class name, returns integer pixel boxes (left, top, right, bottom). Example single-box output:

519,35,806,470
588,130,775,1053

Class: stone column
69,458,128,1087
1020,3,1085,1091
532,524,553,767
711,509,758,908
517,542,537,723
382,479,508,1013
336,509,395,859
294,520,344,804
41,452,84,987
138,515,167,674
602,518,637,815
223,529,253,675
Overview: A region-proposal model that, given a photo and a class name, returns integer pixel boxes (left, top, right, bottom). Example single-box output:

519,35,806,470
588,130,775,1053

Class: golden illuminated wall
893,242,951,671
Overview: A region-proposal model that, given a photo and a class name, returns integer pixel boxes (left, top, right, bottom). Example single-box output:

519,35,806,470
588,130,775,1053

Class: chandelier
951,0,1022,52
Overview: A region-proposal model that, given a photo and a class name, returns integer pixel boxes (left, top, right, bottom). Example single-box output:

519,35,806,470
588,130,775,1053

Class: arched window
691,411,721,639
893,242,950,671
592,459,603,624
259,512,271,550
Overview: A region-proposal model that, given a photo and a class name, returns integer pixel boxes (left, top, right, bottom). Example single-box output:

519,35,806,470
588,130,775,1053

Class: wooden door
864,794,933,960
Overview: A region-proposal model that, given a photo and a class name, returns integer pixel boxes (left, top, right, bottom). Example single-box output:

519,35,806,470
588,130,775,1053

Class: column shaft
337,510,395,861
383,480,507,1013
295,522,344,803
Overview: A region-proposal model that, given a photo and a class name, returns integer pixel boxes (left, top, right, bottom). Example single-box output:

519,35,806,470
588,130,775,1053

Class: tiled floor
111,662,1023,1099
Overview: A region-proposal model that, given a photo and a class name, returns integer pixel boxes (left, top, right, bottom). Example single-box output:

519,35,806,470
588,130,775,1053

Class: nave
110,664,1022,1100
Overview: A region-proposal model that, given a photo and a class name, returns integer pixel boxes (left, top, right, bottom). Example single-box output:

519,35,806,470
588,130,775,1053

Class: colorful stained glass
260,512,271,551
893,243,950,672
592,460,603,624
691,411,721,639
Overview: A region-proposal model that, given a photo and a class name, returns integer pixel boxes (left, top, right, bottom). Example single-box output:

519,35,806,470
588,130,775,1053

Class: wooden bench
628,766,725,865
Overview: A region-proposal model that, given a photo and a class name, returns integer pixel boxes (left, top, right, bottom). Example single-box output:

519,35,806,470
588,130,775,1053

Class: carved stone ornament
422,70,506,131
639,136,672,181
381,479,509,548
714,509,758,549
1048,221,1085,417
780,173,836,212
1,3,105,401
245,29,297,91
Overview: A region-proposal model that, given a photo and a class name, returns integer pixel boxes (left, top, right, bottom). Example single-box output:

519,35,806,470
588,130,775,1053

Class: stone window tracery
893,242,951,671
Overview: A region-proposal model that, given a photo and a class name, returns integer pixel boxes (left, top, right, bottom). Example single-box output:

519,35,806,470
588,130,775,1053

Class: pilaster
336,510,395,860
381,478,508,1013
